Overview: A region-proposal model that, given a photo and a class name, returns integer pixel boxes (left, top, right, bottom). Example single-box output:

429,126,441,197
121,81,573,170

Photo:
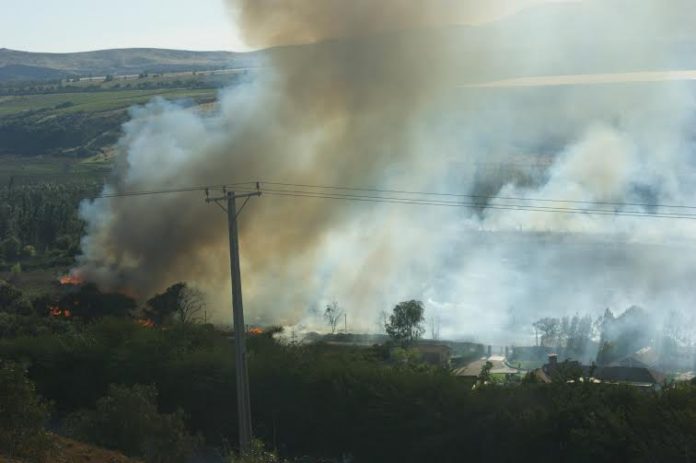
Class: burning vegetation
59,274,85,286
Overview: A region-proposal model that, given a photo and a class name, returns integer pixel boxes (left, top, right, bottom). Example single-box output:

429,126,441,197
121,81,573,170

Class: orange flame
248,327,264,336
137,319,156,328
49,306,72,318
59,274,84,286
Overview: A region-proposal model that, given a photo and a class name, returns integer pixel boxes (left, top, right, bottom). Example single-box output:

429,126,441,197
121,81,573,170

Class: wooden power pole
207,187,261,454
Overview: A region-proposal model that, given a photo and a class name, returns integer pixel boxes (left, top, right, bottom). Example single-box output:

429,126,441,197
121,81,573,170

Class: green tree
0,279,22,312
385,300,425,346
66,384,196,463
478,361,493,384
0,236,21,260
0,361,51,460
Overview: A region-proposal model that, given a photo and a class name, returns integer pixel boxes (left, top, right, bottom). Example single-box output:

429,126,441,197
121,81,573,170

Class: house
593,366,665,389
414,342,451,367
533,353,665,389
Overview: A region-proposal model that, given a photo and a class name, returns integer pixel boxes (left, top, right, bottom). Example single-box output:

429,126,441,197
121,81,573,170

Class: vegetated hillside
5,1,696,83
0,88,217,157
1,434,142,463
0,47,259,80
0,64,68,81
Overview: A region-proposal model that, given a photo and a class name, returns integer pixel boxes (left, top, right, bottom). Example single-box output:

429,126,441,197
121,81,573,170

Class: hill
2,434,141,463
0,47,259,81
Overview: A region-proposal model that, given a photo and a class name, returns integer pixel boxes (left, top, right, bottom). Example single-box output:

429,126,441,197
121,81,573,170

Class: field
0,75,221,157
0,88,217,117
0,154,112,184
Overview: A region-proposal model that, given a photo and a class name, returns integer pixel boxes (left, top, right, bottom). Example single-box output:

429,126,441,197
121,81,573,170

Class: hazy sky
1,0,578,53
1,0,245,52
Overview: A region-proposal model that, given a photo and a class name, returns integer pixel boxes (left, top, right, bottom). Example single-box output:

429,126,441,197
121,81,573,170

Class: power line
238,188,696,220
64,179,696,220
261,181,696,211
90,182,257,199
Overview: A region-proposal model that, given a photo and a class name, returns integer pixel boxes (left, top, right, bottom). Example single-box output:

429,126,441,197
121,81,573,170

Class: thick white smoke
77,0,696,344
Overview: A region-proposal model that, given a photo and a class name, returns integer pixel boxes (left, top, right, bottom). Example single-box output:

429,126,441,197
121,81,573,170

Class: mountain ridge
0,47,258,81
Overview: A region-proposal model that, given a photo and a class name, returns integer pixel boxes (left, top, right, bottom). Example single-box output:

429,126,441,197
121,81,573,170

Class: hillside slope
1,434,141,463
0,47,258,80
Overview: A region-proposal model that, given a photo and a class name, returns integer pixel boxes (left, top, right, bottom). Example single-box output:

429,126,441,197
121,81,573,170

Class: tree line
0,182,100,270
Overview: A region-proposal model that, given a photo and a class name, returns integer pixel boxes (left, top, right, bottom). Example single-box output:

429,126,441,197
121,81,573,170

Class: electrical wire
234,188,696,220
45,179,696,220
260,181,696,211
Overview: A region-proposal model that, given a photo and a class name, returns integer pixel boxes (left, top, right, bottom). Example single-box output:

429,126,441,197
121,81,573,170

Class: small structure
532,353,665,389
414,342,452,367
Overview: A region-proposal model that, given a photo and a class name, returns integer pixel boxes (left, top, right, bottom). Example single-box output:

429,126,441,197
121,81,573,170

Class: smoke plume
78,0,696,343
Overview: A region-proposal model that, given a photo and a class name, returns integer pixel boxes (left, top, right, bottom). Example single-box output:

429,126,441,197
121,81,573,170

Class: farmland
0,88,216,117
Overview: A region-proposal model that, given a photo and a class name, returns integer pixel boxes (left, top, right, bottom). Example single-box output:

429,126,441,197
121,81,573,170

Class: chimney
548,353,558,369
487,345,492,357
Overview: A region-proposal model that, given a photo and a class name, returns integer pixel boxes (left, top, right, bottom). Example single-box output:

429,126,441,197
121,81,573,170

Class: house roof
594,366,665,385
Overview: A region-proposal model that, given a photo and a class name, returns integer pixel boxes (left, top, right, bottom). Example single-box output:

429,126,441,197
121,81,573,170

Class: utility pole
206,185,261,454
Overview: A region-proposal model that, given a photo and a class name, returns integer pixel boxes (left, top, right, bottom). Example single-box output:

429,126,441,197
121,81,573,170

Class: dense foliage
66,384,196,463
0,182,98,269
0,110,127,156
1,317,696,462
385,300,425,345
0,360,51,461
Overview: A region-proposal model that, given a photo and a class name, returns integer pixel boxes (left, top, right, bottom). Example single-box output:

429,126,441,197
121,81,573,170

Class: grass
0,154,112,185
0,88,217,117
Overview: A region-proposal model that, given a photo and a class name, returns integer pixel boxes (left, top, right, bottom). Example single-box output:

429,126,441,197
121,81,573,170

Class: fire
248,327,264,336
49,306,72,318
59,274,84,286
137,319,156,328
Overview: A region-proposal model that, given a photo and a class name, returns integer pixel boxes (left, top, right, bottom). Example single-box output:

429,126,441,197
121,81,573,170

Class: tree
0,361,51,459
385,300,425,346
0,236,20,260
0,279,22,312
533,317,560,348
323,301,343,334
66,384,195,463
478,361,493,384
146,282,205,325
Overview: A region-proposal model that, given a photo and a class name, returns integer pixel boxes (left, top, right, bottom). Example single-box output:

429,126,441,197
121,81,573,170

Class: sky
1,0,577,54
0,0,246,52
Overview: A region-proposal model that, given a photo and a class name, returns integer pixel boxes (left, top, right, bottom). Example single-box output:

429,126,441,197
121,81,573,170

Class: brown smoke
78,0,696,338
228,0,552,48
78,0,491,323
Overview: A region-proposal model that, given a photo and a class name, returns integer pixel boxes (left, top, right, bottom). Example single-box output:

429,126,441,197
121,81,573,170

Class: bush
0,236,21,260
229,440,288,463
0,279,22,311
0,360,51,460
65,383,196,463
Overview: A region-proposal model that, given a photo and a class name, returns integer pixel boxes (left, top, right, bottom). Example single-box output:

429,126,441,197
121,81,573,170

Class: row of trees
325,299,426,345
0,182,100,266
533,313,595,359
0,277,205,329
5,317,696,462
0,108,127,156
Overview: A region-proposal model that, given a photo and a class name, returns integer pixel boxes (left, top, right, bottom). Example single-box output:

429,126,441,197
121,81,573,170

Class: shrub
65,383,196,463
228,440,288,463
0,236,21,260
0,360,51,461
